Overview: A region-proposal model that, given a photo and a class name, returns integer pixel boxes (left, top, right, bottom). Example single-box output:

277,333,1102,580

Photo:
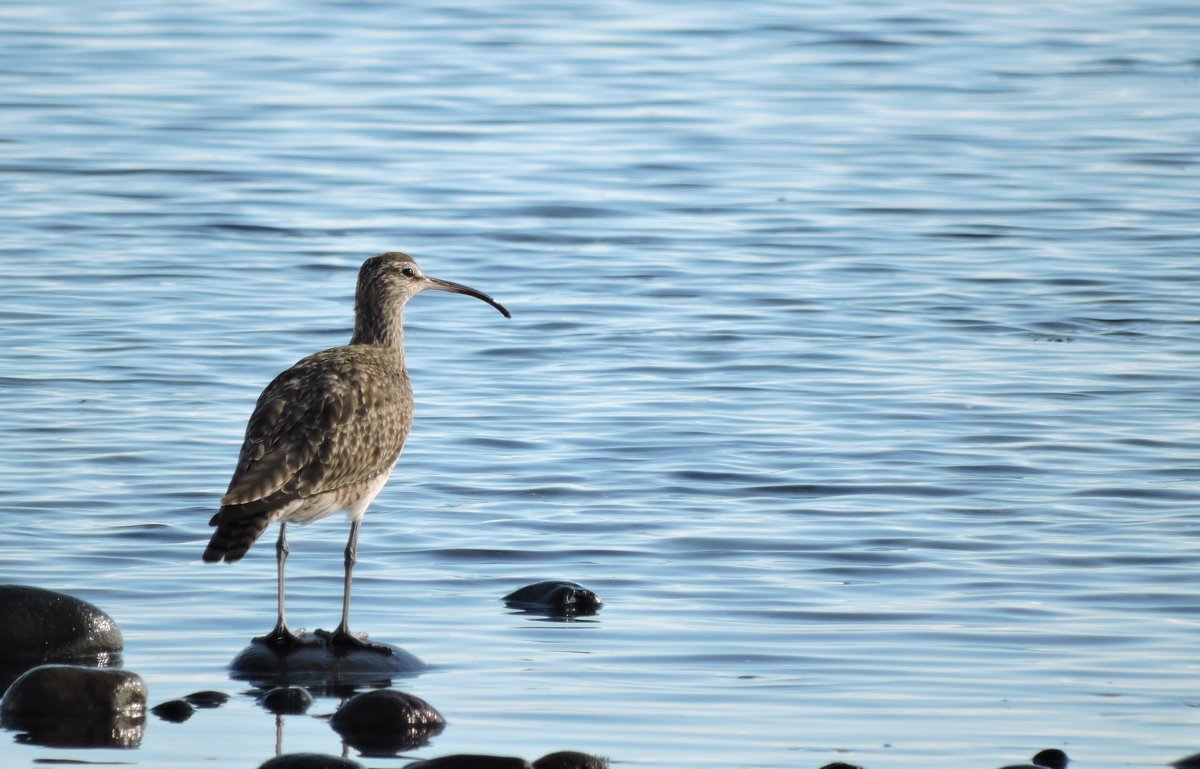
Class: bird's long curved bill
426,276,511,318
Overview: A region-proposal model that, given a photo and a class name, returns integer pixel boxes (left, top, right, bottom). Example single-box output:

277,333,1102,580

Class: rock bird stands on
203,252,510,652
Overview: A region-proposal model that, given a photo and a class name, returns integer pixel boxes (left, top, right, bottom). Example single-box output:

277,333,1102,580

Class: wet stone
258,753,364,769
503,580,603,617
230,633,425,689
184,689,229,708
262,686,314,715
330,689,444,756
1172,752,1200,769
533,751,609,769
999,749,1070,769
0,585,123,664
0,664,146,748
1032,749,1069,769
150,699,196,723
406,755,531,769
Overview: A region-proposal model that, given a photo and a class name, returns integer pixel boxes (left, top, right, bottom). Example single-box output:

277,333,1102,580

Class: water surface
1,1,1198,767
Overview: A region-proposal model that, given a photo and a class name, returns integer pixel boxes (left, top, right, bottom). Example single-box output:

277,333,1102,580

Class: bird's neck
350,301,405,352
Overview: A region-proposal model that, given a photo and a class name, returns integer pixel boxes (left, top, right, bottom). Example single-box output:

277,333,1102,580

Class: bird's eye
401,267,415,278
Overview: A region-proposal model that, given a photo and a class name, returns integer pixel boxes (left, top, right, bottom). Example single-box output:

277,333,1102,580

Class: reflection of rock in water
229,633,425,692
0,664,146,748
503,580,603,618
330,689,444,756
258,753,364,769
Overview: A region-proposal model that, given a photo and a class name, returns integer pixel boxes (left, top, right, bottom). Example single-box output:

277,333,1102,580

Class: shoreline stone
0,664,146,748
0,585,123,668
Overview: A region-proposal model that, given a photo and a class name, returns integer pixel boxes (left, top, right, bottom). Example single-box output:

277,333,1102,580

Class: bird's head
358,251,511,318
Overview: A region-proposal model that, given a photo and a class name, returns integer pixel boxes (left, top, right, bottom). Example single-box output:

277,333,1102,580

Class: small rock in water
405,755,531,769
1,664,145,717
0,585,123,663
503,580,603,616
533,750,609,769
262,686,314,715
184,689,229,708
151,699,196,723
1032,749,1069,769
818,763,864,769
258,753,364,769
330,689,445,755
0,664,146,748
1172,751,1200,769
999,749,1070,769
230,632,425,689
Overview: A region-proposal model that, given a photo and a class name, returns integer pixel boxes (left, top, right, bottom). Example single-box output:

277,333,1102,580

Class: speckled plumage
202,346,412,561
202,251,509,649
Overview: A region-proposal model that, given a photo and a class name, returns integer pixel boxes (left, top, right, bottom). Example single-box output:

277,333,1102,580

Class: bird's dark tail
203,508,272,564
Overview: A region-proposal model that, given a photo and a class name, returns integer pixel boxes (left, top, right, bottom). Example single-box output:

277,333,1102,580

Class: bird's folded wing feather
217,351,411,520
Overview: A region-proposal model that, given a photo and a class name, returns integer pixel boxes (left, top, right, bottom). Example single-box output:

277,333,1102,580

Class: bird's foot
253,625,318,649
314,625,394,656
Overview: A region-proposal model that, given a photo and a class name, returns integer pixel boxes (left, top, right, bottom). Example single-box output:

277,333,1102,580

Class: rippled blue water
1,1,1199,767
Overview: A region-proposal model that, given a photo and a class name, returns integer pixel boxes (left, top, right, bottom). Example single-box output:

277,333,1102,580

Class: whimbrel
203,252,509,652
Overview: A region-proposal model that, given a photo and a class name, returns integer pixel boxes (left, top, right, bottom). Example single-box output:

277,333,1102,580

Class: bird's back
203,344,413,563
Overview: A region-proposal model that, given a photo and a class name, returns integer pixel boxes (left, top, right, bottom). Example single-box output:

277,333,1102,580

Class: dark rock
230,632,425,690
533,750,609,769
330,688,444,756
0,664,145,748
818,763,863,769
503,580,603,617
262,686,314,715
151,699,195,723
1172,751,1200,769
1033,749,1069,769
258,753,364,769
999,749,1070,769
0,585,123,668
183,689,229,708
406,756,530,769
1,664,145,717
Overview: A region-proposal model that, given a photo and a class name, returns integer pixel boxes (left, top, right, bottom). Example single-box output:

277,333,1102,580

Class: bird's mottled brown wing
215,346,413,522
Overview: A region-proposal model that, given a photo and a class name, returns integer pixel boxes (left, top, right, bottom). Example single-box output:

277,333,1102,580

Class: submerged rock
999,749,1070,769
150,699,195,723
230,632,425,690
258,753,364,769
261,686,314,715
183,689,229,708
406,755,531,769
1032,750,1069,769
1172,751,1200,769
330,688,444,756
0,664,146,748
503,580,603,617
533,751,609,769
404,750,606,769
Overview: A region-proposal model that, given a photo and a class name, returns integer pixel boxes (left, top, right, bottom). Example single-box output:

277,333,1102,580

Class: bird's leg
254,522,313,648
316,518,393,655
